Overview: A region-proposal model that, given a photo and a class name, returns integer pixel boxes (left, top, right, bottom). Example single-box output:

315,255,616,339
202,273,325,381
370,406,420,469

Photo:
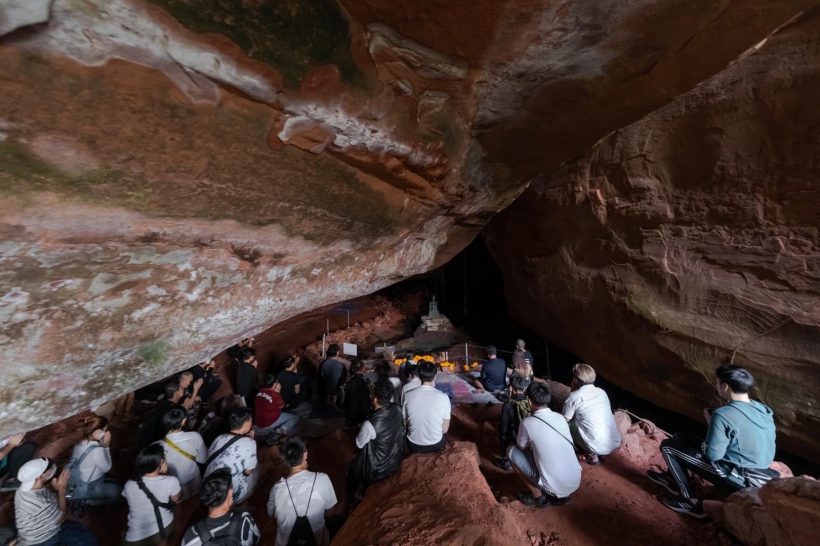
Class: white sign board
343,343,358,356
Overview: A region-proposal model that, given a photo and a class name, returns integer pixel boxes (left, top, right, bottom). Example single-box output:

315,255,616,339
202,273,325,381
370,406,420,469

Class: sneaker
0,478,21,492
647,470,680,496
494,457,512,471
584,453,601,465
660,496,707,519
518,491,549,508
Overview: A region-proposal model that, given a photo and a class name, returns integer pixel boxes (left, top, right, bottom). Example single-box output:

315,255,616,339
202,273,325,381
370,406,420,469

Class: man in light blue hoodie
647,363,777,517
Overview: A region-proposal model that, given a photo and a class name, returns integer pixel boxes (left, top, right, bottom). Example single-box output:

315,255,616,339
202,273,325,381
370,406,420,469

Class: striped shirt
14,487,62,545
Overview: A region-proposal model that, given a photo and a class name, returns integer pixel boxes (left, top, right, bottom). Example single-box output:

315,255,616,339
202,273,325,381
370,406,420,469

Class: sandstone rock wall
0,0,815,437
486,10,820,461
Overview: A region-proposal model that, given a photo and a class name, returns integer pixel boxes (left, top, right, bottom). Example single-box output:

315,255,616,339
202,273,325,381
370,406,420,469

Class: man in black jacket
346,381,404,506
342,360,372,429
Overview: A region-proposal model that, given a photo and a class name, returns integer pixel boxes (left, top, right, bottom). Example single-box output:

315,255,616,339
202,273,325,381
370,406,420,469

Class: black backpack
194,513,242,546
285,474,318,546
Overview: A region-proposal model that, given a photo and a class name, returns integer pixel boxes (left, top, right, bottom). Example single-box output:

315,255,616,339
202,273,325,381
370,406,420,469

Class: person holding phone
66,416,123,507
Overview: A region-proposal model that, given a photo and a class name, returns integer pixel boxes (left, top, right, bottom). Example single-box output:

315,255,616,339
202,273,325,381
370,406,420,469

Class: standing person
235,349,259,411
0,432,36,492
158,409,208,501
255,374,300,441
398,350,418,385
402,362,451,453
277,356,310,416
495,372,531,471
189,359,223,404
319,344,346,408
342,360,372,429
267,439,338,546
65,416,122,506
122,445,181,545
508,383,581,507
512,339,534,375
562,363,621,465
181,468,261,546
205,408,258,504
477,345,506,393
227,337,254,362
15,458,98,545
647,363,778,517
347,381,404,506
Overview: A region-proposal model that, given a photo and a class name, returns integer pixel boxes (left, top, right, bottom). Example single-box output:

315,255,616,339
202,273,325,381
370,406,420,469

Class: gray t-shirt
15,488,62,545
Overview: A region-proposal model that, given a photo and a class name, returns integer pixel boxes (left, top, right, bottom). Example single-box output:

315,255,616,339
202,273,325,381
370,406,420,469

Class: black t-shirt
181,511,259,546
276,370,303,408
480,357,507,392
236,362,258,398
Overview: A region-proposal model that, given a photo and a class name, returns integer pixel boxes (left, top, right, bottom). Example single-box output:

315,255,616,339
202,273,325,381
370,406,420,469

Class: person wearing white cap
14,457,98,545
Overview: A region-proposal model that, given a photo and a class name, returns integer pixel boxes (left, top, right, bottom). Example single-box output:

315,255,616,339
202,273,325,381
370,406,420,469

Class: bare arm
54,468,70,522
442,419,451,434
0,433,24,461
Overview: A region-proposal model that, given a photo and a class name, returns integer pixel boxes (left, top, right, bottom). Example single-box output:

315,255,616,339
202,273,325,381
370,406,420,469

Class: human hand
55,468,70,493
101,430,112,447
8,432,25,447
194,378,204,389
183,398,195,410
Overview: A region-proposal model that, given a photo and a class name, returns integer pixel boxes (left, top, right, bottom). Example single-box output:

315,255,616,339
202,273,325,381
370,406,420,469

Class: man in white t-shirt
268,439,338,546
508,382,581,507
562,363,621,465
160,408,208,500
205,408,258,503
402,362,451,453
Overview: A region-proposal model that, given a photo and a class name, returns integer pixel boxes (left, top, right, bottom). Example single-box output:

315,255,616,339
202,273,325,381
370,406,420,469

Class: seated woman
122,444,181,545
66,416,122,507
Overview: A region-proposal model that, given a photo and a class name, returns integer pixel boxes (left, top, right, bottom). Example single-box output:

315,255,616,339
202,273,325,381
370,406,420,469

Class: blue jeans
34,521,98,546
256,411,300,438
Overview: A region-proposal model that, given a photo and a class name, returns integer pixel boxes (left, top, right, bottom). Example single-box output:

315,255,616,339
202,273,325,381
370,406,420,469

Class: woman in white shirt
66,416,122,506
122,444,181,545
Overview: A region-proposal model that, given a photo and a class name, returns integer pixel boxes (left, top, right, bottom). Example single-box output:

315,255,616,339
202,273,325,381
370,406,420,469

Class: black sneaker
0,478,21,492
518,491,549,508
494,457,512,471
660,496,707,519
647,470,680,496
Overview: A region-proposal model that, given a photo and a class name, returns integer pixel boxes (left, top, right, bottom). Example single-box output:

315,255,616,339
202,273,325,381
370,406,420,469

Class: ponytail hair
82,415,109,440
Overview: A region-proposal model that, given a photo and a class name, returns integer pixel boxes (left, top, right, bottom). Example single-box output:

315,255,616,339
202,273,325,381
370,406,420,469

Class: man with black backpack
267,438,338,546
181,468,260,546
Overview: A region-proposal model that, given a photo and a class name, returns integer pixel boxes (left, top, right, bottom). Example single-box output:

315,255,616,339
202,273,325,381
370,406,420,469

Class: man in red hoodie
255,374,300,442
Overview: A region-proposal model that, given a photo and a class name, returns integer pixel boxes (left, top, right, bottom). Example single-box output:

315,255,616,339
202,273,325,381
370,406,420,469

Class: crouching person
205,408,258,504
15,458,98,545
268,439,338,546
562,364,621,465
347,381,404,506
159,409,207,501
647,363,777,518
66,416,122,507
181,468,260,546
122,444,181,545
508,383,581,507
495,372,531,470
402,362,451,454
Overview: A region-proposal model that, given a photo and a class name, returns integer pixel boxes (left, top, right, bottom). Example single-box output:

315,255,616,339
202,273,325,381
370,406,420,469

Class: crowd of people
0,336,779,545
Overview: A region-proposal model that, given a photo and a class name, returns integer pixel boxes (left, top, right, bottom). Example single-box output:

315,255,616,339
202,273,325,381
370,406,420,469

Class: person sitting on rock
347,381,404,506
477,345,507,393
397,361,421,409
508,382,581,507
65,416,122,507
15,458,98,545
122,444,181,545
159,408,208,501
188,359,223,403
562,363,621,465
495,372,531,471
403,362,451,453
398,350,418,385
342,360,373,429
255,374,300,442
235,348,260,411
181,468,261,546
647,363,777,518
512,339,534,375
0,431,36,492
205,408,258,504
267,438,338,546
319,344,347,408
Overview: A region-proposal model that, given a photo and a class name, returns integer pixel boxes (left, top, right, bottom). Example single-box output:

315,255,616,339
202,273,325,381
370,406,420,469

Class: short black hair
327,344,340,358
716,363,754,394
527,382,551,407
133,444,165,478
262,373,276,388
486,345,497,356
282,438,306,468
240,348,255,362
406,364,418,378
228,407,252,431
162,408,186,432
164,380,180,400
418,361,437,383
282,355,296,369
351,360,364,373
510,372,530,392
374,380,394,406
200,468,232,508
